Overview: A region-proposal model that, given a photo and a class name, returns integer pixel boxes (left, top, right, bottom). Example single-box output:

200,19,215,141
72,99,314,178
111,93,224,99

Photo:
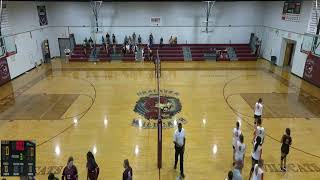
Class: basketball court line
36,75,97,147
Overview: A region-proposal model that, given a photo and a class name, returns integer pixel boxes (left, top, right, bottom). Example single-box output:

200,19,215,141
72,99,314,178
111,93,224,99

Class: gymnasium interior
0,0,320,179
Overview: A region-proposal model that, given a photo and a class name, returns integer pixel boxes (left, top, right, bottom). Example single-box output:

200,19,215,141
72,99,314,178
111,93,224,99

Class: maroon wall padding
303,54,320,88
0,57,11,86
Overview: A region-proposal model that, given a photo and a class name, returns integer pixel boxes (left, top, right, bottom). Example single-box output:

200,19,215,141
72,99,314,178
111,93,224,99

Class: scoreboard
282,1,302,22
1,141,36,177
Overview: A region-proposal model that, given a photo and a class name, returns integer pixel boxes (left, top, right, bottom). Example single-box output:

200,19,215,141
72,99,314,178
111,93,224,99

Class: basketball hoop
202,1,216,33
90,1,103,33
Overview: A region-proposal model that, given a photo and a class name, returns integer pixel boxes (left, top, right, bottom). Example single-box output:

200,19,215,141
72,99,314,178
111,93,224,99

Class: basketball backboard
301,33,314,53
300,33,320,57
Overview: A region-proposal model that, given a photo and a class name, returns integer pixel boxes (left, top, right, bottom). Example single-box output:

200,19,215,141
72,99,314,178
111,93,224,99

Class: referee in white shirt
173,123,185,178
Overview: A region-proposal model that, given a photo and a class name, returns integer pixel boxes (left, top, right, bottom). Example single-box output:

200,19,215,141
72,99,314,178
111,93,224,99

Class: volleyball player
62,156,78,180
235,134,246,172
86,151,99,180
232,121,242,162
252,160,264,180
253,118,265,145
254,98,263,126
249,136,262,179
280,128,292,172
123,159,133,180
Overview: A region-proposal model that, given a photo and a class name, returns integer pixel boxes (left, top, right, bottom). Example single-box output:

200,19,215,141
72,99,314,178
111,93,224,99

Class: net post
156,48,162,169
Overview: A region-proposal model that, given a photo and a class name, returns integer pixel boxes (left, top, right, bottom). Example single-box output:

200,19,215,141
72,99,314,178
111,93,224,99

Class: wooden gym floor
0,59,320,180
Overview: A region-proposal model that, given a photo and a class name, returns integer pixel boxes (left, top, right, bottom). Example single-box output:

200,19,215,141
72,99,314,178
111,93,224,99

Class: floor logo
132,89,187,129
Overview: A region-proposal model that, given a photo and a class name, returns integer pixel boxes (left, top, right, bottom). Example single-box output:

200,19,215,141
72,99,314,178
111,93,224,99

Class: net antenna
156,49,162,170
202,1,215,33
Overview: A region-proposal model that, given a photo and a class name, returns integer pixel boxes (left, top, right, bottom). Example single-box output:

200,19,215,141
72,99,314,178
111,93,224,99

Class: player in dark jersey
87,151,99,180
62,156,78,180
123,159,133,180
280,128,292,172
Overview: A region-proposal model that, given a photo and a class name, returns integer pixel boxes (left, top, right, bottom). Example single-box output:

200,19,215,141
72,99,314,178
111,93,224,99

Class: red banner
0,57,11,86
303,53,320,88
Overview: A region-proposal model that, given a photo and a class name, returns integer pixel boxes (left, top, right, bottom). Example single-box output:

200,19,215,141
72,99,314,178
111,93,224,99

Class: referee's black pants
174,146,184,174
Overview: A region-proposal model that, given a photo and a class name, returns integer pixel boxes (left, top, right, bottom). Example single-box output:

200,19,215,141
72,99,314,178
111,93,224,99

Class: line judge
173,122,186,178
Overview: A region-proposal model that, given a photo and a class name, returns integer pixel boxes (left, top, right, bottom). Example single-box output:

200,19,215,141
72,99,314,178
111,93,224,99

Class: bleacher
69,43,257,62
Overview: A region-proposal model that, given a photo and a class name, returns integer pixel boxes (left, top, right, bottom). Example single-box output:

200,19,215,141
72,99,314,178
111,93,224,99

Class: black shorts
281,145,290,155
254,114,261,119
251,157,259,168
233,145,235,150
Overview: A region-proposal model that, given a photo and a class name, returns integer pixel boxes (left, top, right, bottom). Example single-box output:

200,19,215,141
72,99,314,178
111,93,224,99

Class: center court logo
132,89,187,129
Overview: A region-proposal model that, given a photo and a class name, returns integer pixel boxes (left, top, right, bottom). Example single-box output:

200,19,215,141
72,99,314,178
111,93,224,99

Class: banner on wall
0,57,11,86
303,53,320,87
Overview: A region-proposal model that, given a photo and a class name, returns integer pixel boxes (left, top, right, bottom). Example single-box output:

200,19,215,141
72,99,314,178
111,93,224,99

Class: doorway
282,40,296,71
58,38,71,58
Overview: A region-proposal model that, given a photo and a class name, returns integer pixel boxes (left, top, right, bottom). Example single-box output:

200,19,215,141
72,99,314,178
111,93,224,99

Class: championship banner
0,57,11,86
303,53,320,87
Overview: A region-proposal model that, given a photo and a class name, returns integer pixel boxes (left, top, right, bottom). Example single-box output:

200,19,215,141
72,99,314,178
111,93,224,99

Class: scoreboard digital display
283,1,301,14
1,141,36,177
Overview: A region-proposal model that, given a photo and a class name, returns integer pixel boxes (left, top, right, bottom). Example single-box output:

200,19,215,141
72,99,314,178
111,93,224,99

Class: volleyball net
155,49,162,169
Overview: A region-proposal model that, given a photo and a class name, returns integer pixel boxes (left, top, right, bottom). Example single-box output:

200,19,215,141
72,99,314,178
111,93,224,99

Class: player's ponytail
254,136,261,152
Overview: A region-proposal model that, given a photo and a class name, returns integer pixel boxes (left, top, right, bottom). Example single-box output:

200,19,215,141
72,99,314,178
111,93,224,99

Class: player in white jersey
254,98,263,126
253,118,265,145
249,136,262,179
235,134,246,172
252,160,264,180
232,121,242,162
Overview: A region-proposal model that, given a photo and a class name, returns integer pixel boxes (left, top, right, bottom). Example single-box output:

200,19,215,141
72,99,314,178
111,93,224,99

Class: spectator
125,43,130,54
87,151,99,180
138,35,142,45
255,38,261,56
48,173,59,180
83,38,89,55
122,159,133,180
62,156,78,180
112,34,116,44
141,45,145,61
160,37,163,48
122,45,127,56
169,36,173,46
106,33,111,45
88,37,94,48
132,32,136,44
134,45,138,61
113,44,116,54
128,36,133,53
173,36,177,45
124,36,128,45
149,48,154,62
149,33,154,46
102,36,106,50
